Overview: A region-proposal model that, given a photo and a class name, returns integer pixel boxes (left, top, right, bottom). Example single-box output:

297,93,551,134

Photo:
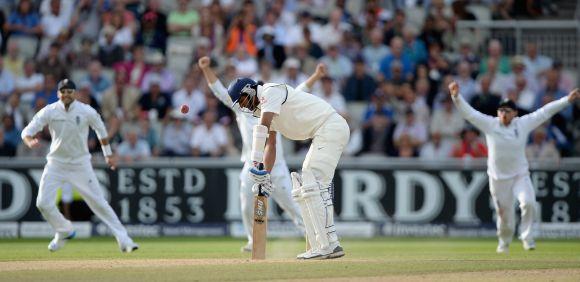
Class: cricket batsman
198,57,327,252
21,79,139,253
449,81,579,254
227,71,350,260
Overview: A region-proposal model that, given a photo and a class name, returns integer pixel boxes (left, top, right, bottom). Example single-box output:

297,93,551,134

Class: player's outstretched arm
448,81,495,133
520,88,579,133
297,63,328,92
198,56,235,109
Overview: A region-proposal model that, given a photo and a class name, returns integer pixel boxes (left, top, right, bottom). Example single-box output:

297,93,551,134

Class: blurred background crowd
0,0,578,162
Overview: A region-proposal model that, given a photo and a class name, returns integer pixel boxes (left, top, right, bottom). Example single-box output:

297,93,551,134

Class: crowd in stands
0,0,578,162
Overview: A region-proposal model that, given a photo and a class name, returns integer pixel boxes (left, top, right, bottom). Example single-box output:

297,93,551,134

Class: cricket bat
252,165,268,260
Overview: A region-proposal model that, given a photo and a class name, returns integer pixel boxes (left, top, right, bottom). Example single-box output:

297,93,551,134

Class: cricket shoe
119,240,139,253
496,243,509,254
241,242,252,253
48,230,76,252
298,244,344,260
523,240,536,251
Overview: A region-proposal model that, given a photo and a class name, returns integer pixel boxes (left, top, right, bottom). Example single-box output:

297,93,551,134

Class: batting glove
249,166,271,184
251,182,273,197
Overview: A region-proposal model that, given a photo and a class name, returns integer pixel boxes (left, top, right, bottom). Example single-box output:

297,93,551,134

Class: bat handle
256,163,265,196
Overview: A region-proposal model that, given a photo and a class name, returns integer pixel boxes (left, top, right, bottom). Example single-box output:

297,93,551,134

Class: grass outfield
1,237,579,281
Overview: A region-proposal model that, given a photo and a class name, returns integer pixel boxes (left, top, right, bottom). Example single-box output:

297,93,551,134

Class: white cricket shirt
209,80,316,163
452,94,570,180
21,100,108,165
258,83,336,140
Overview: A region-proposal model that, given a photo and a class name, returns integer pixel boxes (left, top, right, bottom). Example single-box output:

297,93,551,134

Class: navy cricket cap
498,98,517,110
57,79,76,91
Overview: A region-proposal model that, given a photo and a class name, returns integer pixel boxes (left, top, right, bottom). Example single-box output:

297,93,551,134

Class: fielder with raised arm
449,81,579,254
21,79,138,253
227,68,350,260
198,57,327,252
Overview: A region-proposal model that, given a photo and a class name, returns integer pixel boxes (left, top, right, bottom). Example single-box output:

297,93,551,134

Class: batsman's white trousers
489,173,536,246
240,160,303,244
36,161,131,242
302,113,350,187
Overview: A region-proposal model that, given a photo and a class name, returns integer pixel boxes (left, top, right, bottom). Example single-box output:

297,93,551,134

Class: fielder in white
21,79,138,253
198,57,327,252
227,70,350,260
449,81,579,254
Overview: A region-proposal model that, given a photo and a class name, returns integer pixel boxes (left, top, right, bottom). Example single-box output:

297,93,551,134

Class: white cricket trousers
36,161,131,242
302,113,350,187
489,173,536,246
240,161,303,244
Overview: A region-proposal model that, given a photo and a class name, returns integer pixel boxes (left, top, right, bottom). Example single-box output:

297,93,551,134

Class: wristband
102,144,113,157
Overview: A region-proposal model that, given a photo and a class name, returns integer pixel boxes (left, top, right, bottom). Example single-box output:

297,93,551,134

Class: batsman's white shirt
21,100,108,165
209,81,314,163
453,95,570,180
258,83,337,140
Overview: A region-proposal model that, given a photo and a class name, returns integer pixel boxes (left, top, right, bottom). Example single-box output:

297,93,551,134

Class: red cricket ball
180,104,189,114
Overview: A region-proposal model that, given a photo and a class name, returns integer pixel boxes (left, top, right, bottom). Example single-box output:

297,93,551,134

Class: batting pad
291,172,316,250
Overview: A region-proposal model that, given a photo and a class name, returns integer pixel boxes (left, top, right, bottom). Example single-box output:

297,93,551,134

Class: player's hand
567,88,579,103
448,81,459,97
198,56,211,69
315,63,328,78
106,156,117,170
249,166,271,184
25,137,40,149
251,182,273,197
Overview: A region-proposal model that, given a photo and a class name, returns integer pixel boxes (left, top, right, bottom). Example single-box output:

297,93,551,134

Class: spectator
161,110,192,156
548,60,575,94
136,2,168,54
224,14,257,56
479,39,511,75
3,39,24,77
70,37,96,69
362,28,390,76
0,127,17,157
526,128,560,160
15,59,44,111
190,110,227,157
523,41,552,79
137,116,160,156
39,0,71,55
0,57,15,102
420,132,453,159
453,61,477,102
507,75,535,112
393,109,428,149
192,7,224,53
470,75,501,117
101,69,140,122
319,44,353,82
252,59,281,84
139,75,171,120
317,8,350,50
394,133,419,158
430,96,465,144
402,25,428,65
37,43,68,80
117,128,151,162
3,93,27,130
171,75,206,122
301,25,324,59
257,26,286,70
400,83,430,124
451,126,487,158
426,42,449,83
1,115,21,151
33,73,58,107
115,45,150,89
168,0,199,37
360,94,396,157
76,81,100,112
5,0,42,59
140,52,175,93
230,46,258,78
98,25,125,67
486,57,512,97
99,12,134,51
315,76,348,117
82,60,112,103
535,69,568,113
343,56,377,101
379,37,413,82
279,58,307,88
508,55,539,94
383,9,406,45
456,38,480,76
294,42,318,76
